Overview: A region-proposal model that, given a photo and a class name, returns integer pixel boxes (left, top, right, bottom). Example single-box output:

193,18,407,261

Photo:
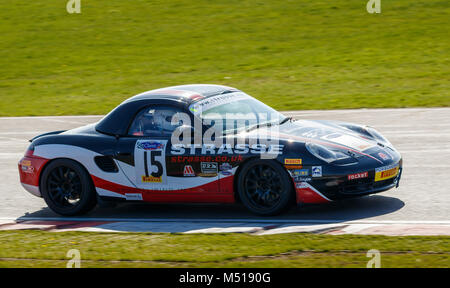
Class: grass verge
0,0,448,116
0,231,448,267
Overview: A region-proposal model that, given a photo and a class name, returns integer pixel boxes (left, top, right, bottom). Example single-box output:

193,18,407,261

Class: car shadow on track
18,195,405,224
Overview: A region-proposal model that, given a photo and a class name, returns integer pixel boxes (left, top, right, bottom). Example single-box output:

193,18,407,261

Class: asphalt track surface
1,108,449,225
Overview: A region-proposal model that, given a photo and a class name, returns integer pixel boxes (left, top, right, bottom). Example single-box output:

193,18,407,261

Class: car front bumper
311,166,403,201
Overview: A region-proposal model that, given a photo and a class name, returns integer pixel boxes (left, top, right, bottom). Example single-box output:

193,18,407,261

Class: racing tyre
237,159,294,215
40,159,97,216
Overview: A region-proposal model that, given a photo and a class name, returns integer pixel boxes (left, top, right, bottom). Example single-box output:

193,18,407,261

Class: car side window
128,105,184,137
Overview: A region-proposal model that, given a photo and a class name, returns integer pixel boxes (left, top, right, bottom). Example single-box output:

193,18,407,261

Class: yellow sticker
284,158,302,165
375,165,399,181
142,176,162,183
21,160,31,166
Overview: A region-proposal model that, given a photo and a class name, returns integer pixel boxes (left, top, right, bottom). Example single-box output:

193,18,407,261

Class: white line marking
0,136,29,142
0,153,24,157
2,217,450,225
282,107,450,114
399,149,450,153
382,130,450,134
0,115,102,120
0,132,47,135
386,134,450,137
0,108,448,120
41,119,95,125
406,164,450,168
376,123,450,128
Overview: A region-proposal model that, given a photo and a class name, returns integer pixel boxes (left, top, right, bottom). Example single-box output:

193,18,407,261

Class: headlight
306,142,352,163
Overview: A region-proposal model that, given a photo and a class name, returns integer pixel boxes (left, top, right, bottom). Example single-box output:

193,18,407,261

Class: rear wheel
237,159,293,215
40,159,96,216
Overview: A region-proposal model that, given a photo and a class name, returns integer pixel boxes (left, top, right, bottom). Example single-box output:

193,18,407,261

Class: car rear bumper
21,182,41,197
18,155,49,198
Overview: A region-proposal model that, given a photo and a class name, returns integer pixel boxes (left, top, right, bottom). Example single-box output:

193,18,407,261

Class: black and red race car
18,84,402,216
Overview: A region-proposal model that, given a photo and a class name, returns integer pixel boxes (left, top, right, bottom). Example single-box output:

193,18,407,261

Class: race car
18,84,402,216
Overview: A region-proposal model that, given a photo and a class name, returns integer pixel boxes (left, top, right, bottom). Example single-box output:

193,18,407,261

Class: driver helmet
153,109,178,132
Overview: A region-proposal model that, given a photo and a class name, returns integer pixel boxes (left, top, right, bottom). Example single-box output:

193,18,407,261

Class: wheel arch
38,157,95,192
233,156,296,204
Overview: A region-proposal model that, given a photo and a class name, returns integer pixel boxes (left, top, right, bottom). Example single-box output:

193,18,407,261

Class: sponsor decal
220,163,232,175
295,177,312,182
291,169,310,181
183,165,195,177
20,160,31,166
312,166,322,177
170,155,242,164
285,165,302,169
20,160,34,173
291,169,309,177
125,193,143,201
188,92,250,115
295,182,309,189
198,173,218,177
137,141,164,151
171,144,284,156
21,165,34,173
375,164,399,181
135,140,167,186
284,158,302,165
348,171,368,181
378,152,390,161
201,162,218,174
141,175,162,183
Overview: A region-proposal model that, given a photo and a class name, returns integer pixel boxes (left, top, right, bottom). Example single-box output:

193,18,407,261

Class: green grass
0,231,448,267
0,0,448,116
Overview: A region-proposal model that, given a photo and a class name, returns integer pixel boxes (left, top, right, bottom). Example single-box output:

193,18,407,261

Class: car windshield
189,92,287,135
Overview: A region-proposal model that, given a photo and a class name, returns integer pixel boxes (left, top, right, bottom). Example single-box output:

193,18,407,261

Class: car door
115,104,220,197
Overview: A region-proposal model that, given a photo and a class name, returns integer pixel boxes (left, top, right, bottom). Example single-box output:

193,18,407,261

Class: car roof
122,84,241,105
96,84,241,136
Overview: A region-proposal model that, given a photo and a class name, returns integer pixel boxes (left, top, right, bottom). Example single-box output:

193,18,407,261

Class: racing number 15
143,150,163,178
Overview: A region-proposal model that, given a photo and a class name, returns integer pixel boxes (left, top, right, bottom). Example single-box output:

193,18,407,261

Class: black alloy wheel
40,159,96,216
237,159,294,215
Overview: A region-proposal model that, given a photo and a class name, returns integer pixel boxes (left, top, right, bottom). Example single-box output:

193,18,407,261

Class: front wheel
237,159,294,215
40,159,97,216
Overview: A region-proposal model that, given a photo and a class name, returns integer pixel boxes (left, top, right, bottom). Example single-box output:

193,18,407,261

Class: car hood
243,119,396,163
